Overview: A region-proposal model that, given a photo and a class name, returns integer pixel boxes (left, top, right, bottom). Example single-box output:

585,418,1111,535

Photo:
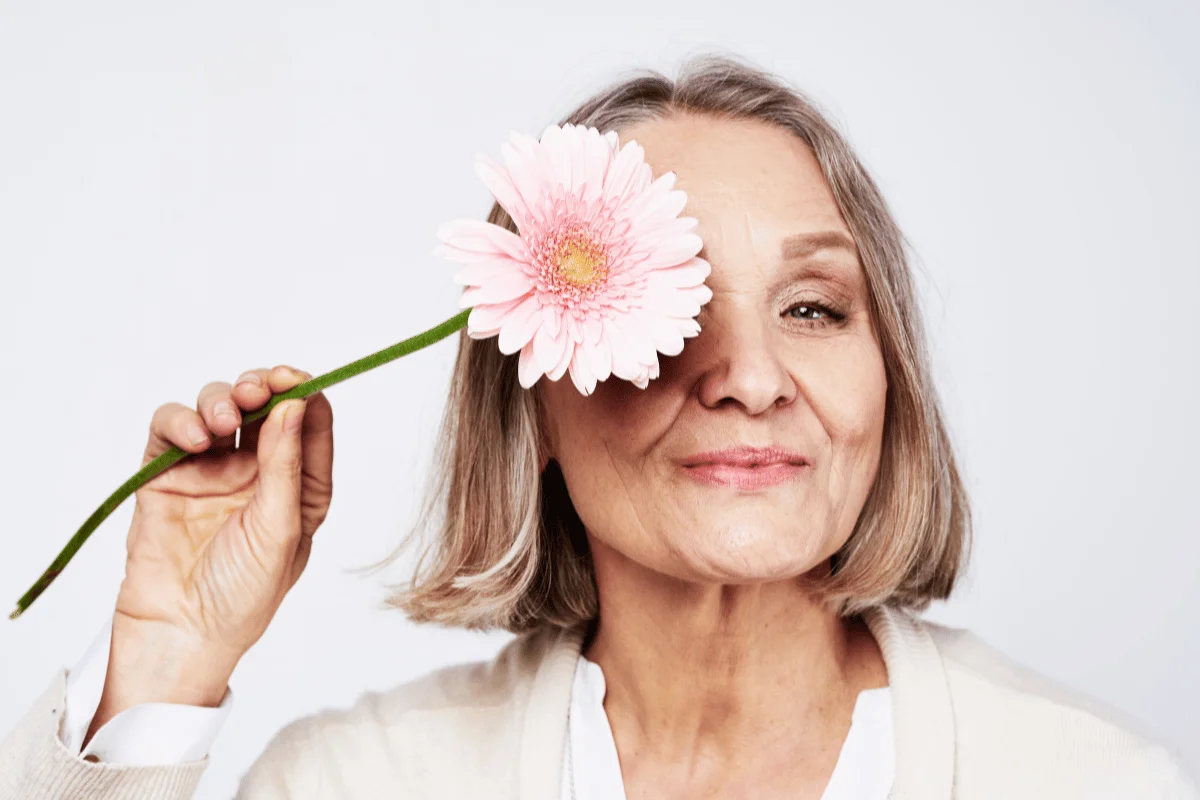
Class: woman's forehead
619,113,853,253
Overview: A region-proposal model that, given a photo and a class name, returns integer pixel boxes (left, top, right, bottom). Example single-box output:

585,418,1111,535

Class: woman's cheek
809,337,887,444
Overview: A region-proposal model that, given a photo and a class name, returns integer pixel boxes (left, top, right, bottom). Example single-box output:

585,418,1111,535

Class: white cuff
61,616,234,765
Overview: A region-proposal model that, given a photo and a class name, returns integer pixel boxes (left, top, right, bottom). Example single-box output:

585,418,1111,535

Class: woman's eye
786,302,839,323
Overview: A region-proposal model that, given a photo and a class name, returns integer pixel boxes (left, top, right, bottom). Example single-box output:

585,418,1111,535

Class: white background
1,0,1197,796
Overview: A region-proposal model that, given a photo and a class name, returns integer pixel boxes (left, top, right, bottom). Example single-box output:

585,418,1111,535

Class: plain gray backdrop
1,1,1197,796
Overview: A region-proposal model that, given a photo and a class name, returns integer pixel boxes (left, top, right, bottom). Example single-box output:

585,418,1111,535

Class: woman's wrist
85,613,239,742
101,614,238,705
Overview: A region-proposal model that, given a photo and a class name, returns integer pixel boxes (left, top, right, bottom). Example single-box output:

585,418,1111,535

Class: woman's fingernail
284,401,305,433
188,424,209,445
214,401,237,422
236,372,262,387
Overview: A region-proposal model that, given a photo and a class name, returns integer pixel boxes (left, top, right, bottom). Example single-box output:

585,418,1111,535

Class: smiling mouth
685,461,807,470
689,463,804,471
681,461,810,490
720,462,796,470
681,445,810,468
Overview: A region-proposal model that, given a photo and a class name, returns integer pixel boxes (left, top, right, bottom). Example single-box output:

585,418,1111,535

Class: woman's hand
85,365,334,744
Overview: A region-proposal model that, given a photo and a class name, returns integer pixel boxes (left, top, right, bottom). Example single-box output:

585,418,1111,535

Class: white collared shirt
60,617,234,765
560,654,894,799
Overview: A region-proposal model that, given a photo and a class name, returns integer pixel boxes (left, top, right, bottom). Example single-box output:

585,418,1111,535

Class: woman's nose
693,310,797,415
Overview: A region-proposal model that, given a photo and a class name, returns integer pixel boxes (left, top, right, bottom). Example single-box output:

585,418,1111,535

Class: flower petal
630,365,656,390
623,215,698,245
644,257,712,289
548,337,574,381
436,218,529,262
637,232,704,271
541,304,562,339
619,173,683,227
496,295,543,355
460,272,534,307
452,258,525,286
517,340,542,388
583,314,603,346
547,316,581,381
539,123,575,194
533,323,569,374
642,286,703,319
618,313,662,368
603,318,643,381
568,356,596,396
689,282,714,307
473,155,530,228
581,336,612,382
467,296,526,337
677,317,701,337
435,243,517,265
603,139,647,205
501,134,552,219
579,126,611,207
646,314,686,356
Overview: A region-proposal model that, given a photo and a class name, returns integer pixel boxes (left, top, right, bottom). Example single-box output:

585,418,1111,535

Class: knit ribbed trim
518,623,588,800
0,668,207,800
862,604,956,800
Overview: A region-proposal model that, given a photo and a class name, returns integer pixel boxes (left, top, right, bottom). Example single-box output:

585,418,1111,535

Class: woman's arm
64,616,233,765
1,664,321,800
2,363,335,798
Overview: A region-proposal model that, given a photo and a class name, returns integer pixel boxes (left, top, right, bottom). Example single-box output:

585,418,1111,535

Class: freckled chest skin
538,112,888,585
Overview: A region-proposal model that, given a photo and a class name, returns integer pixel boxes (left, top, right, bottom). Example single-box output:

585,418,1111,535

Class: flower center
554,234,609,288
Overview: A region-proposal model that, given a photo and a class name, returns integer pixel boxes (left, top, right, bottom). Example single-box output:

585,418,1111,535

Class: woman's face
539,112,888,585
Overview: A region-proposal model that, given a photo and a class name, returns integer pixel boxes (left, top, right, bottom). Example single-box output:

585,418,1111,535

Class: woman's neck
582,547,888,795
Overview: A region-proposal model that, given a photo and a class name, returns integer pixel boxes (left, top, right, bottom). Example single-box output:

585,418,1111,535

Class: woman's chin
667,525,836,585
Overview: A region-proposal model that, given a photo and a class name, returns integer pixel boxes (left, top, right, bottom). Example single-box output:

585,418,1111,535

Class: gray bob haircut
364,51,973,634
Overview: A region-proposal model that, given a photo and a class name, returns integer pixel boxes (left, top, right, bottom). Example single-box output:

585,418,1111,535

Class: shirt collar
520,604,956,800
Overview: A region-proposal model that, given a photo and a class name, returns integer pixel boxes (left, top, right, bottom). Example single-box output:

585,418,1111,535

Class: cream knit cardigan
1,603,1196,799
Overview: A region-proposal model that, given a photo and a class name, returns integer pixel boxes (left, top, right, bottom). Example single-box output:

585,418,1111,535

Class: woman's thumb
249,398,307,539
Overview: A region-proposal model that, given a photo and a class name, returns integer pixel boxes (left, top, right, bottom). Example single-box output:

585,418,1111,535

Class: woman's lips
682,462,810,490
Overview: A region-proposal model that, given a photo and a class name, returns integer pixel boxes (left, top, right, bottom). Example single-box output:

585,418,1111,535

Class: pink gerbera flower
433,122,713,396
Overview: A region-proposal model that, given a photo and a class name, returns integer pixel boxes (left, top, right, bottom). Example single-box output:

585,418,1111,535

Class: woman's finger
196,381,239,456
297,387,334,529
230,368,273,413
142,402,212,467
231,368,273,452
265,368,333,524
239,365,310,453
266,364,311,395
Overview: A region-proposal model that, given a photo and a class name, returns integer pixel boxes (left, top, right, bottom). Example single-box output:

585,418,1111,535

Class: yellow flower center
556,237,608,288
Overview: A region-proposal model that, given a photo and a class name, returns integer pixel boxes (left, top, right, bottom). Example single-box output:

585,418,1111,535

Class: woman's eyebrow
780,231,857,260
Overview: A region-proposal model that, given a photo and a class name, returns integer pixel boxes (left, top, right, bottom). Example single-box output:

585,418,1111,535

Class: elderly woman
2,54,1196,800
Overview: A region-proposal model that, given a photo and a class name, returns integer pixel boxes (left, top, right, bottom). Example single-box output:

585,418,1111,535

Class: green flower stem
9,308,471,621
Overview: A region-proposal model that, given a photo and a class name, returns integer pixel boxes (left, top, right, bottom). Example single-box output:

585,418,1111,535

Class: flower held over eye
433,122,713,395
